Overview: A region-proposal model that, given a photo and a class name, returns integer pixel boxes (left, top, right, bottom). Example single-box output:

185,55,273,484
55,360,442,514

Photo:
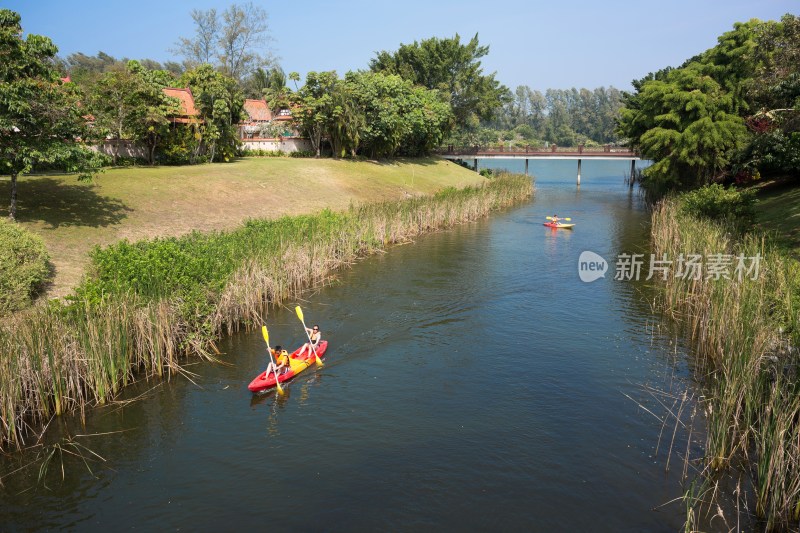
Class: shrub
288,150,315,158
241,149,285,157
678,184,757,229
0,219,50,314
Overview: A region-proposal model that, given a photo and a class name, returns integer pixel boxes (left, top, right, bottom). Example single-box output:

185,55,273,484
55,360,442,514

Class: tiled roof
162,87,201,122
243,99,272,122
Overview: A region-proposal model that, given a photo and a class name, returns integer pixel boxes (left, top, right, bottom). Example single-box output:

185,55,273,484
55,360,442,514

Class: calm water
1,160,703,531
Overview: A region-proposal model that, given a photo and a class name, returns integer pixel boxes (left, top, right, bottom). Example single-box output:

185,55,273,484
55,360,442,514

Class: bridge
437,145,641,186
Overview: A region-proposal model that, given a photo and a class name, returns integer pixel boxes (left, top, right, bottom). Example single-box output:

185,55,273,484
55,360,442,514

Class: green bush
241,149,285,157
678,184,757,229
0,219,50,314
288,150,315,158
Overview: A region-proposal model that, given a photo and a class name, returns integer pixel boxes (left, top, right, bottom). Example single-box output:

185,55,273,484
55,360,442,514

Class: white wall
241,138,313,153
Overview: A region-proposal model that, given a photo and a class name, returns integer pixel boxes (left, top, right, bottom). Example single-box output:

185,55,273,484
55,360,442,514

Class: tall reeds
0,174,532,451
651,198,800,530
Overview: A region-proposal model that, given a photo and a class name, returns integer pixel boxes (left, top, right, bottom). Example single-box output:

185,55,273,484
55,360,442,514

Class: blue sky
5,0,796,92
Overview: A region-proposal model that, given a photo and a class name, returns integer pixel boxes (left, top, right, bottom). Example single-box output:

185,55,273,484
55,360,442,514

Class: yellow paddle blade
275,380,284,395
261,325,270,346
288,357,306,372
294,305,304,323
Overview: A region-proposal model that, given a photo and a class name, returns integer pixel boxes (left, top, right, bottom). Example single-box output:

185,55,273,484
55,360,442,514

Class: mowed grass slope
754,181,800,257
0,157,485,296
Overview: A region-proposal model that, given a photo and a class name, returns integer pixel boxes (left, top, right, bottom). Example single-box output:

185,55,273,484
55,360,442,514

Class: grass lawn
753,180,800,257
0,157,485,296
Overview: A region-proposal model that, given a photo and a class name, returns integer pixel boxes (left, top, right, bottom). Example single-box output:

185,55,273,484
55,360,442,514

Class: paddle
295,306,324,367
261,325,284,395
546,216,572,221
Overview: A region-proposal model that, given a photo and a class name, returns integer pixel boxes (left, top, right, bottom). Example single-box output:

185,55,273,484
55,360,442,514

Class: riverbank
0,157,484,297
0,173,533,450
650,195,800,530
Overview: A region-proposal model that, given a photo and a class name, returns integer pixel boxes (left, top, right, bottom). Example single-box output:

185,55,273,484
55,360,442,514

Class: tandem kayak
543,222,575,229
248,340,328,393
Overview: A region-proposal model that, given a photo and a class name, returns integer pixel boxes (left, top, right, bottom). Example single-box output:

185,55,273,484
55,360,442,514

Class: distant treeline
455,86,624,148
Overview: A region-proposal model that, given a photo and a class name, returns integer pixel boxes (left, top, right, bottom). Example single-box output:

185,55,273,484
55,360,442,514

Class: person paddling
551,214,560,225
296,325,321,359
265,345,290,377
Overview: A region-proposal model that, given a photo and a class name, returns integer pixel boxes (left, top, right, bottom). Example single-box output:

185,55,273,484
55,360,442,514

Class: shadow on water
0,176,132,228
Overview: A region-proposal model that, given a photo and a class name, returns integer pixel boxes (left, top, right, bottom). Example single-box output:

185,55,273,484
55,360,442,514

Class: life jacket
277,351,289,366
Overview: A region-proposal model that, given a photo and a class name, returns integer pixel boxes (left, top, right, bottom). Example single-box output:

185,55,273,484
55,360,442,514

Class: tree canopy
0,9,102,220
617,14,799,195
370,34,509,131
173,2,275,83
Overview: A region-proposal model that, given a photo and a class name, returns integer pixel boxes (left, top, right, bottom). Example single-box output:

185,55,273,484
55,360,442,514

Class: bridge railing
436,144,636,156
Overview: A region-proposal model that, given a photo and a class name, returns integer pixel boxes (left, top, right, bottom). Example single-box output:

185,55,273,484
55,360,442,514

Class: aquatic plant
0,173,533,450
651,198,800,530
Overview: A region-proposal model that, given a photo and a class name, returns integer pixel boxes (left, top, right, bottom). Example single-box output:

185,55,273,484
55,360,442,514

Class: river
1,159,704,531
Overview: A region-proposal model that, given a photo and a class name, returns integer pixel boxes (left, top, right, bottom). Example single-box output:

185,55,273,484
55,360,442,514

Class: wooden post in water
577,159,582,186
629,159,636,188
474,158,478,172
525,159,529,176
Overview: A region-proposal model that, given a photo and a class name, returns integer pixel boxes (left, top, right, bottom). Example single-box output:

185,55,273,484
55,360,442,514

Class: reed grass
0,173,532,451
651,198,800,530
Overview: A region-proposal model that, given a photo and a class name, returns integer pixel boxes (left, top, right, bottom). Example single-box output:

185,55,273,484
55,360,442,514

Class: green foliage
89,64,176,147
292,70,451,158
292,71,339,157
173,3,275,83
345,71,452,158
288,150,314,158
619,15,800,196
0,219,50,314
241,148,285,157
180,64,245,163
678,184,757,229
0,9,103,220
618,63,748,194
370,33,509,130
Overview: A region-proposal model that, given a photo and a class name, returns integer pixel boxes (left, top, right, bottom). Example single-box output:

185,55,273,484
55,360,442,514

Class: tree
174,8,218,67
180,64,244,162
617,64,748,192
260,67,293,112
87,61,181,165
0,10,103,220
173,2,275,82
293,71,339,157
739,14,800,177
345,71,452,158
370,33,510,130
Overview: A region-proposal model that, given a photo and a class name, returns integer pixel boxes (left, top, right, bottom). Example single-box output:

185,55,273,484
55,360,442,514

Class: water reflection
1,160,704,532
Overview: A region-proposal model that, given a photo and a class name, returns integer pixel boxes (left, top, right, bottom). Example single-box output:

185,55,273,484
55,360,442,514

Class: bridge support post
630,159,636,188
525,159,529,176
577,159,582,186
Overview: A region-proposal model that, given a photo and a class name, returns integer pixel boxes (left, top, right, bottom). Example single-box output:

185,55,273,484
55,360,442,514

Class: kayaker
297,325,321,358
266,345,290,377
551,214,560,225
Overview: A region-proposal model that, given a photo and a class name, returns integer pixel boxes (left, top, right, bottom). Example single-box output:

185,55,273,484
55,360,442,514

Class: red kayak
248,341,328,393
543,222,575,229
